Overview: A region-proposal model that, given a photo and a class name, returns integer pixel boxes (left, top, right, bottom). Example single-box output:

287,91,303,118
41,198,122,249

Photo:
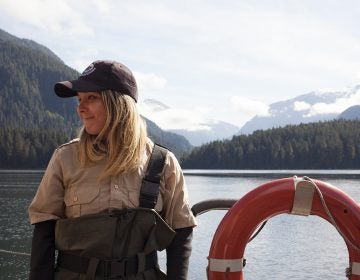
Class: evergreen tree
181,120,360,169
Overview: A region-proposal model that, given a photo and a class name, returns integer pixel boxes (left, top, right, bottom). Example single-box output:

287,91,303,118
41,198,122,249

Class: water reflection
0,171,41,279
0,170,359,279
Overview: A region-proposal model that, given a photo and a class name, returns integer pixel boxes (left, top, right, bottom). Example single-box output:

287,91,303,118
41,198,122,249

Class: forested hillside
0,29,80,168
0,29,191,168
181,120,360,169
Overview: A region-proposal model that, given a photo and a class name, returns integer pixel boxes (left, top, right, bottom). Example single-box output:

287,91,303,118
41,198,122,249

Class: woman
28,60,197,280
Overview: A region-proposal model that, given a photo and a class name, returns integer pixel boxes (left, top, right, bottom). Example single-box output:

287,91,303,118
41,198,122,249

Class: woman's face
77,92,107,135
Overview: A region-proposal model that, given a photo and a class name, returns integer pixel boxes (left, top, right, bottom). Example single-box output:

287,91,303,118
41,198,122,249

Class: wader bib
54,145,176,280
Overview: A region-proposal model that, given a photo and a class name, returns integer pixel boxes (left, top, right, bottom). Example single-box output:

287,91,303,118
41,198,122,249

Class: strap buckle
139,180,160,208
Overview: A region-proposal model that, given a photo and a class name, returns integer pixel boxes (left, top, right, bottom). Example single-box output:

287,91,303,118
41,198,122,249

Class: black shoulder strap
139,144,168,209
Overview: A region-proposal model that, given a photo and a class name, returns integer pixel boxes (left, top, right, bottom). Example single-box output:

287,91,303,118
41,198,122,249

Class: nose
77,99,87,114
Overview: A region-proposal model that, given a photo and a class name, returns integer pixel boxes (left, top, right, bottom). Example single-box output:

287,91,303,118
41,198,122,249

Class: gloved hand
166,226,193,280
29,220,56,280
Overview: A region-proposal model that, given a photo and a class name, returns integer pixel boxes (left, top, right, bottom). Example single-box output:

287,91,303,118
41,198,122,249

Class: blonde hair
78,90,147,179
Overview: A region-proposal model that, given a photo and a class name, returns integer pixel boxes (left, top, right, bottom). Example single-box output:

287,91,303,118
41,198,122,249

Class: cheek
97,107,108,127
99,114,107,128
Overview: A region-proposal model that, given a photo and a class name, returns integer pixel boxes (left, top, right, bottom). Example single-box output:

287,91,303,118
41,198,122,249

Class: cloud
231,96,270,117
0,0,93,36
2,0,360,128
293,101,311,111
134,72,167,92
178,2,360,91
70,48,100,71
306,89,360,117
139,101,212,131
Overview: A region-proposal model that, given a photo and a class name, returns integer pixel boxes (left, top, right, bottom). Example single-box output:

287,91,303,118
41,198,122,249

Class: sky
1,0,360,130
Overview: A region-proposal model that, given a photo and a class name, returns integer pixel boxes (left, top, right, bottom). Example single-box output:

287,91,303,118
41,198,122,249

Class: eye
88,94,100,100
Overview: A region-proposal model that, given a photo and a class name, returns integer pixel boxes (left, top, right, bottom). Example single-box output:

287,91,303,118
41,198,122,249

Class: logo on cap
81,64,96,76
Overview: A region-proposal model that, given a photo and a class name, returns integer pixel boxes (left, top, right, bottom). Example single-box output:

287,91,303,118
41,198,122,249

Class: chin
85,129,100,135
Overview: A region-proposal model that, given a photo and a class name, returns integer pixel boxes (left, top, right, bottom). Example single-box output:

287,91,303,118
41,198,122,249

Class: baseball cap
54,60,138,102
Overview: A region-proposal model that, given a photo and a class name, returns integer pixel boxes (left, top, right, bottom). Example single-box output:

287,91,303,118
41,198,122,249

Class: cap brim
54,80,105,98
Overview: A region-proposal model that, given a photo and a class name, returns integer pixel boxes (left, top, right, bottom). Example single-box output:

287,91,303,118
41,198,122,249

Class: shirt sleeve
28,149,65,224
161,152,197,229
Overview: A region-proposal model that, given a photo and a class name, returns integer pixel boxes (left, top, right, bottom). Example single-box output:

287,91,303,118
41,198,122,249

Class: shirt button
73,196,78,202
114,184,119,189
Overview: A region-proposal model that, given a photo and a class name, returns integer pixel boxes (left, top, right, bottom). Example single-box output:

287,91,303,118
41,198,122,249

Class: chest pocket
64,183,101,218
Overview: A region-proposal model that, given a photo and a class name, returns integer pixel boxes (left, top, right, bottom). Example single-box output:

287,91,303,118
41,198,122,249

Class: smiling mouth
82,117,94,121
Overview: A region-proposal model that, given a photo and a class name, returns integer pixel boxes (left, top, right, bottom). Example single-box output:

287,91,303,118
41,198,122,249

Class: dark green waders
54,145,175,280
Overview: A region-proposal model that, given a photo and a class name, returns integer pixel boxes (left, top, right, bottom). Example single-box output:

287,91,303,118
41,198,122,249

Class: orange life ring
208,177,360,280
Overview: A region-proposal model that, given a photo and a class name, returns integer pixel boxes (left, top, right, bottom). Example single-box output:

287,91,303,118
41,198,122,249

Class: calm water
0,170,359,279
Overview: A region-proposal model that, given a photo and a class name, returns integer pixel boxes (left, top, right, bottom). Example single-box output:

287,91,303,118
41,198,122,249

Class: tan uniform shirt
28,138,197,229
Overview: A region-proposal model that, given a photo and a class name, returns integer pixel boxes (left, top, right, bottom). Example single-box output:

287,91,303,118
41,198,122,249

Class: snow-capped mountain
168,120,240,146
239,85,360,134
143,98,169,111
139,99,240,146
140,85,360,146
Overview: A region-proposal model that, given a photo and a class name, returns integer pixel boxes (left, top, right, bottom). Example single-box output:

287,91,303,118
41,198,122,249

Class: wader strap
57,251,158,278
139,144,168,209
86,258,99,280
137,252,146,274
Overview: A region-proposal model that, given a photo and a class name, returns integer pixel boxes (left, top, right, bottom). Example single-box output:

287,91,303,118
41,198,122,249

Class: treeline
0,127,77,168
0,120,189,169
181,120,360,169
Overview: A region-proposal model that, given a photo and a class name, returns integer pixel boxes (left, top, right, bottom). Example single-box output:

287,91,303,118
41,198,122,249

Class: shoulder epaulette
56,138,80,150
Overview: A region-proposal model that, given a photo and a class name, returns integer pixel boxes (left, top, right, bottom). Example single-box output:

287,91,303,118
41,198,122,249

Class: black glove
166,226,193,280
29,220,56,280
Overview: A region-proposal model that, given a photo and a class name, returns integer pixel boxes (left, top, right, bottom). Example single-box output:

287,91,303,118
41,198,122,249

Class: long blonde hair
78,90,147,178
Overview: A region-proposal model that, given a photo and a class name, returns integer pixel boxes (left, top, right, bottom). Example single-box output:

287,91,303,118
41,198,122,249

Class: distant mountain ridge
0,29,63,62
141,99,240,146
168,120,240,146
338,105,360,120
0,28,80,131
240,86,360,134
141,88,360,145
